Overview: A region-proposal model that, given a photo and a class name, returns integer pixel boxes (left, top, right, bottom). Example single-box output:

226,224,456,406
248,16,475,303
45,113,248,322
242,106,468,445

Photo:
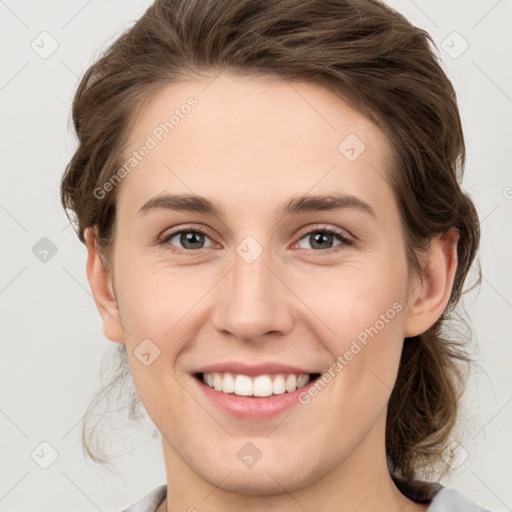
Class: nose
211,249,294,343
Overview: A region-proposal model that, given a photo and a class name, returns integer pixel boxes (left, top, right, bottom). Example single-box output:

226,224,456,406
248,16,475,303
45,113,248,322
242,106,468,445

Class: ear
403,227,460,338
84,227,125,344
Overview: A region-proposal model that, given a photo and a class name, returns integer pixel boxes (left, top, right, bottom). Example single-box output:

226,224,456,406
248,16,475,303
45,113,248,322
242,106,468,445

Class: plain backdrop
1,1,511,511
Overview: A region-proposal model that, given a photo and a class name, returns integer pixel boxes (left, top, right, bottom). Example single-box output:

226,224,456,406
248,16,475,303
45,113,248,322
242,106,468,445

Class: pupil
311,232,332,249
181,231,204,249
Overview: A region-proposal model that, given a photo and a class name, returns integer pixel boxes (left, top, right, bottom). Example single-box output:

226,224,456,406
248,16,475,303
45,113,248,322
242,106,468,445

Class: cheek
292,262,407,390
113,265,202,405
116,262,210,342
294,260,406,338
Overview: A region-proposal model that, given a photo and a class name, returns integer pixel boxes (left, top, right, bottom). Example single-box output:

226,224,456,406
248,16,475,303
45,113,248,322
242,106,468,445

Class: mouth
194,371,322,398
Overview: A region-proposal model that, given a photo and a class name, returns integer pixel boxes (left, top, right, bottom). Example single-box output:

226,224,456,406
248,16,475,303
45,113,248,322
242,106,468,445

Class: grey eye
167,231,213,250
297,231,343,250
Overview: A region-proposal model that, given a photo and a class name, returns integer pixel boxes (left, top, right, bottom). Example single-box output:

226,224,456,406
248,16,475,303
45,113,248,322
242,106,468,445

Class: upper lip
192,362,319,377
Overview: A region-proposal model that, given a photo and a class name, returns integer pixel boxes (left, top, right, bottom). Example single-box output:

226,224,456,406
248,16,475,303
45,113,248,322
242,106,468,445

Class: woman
61,0,489,510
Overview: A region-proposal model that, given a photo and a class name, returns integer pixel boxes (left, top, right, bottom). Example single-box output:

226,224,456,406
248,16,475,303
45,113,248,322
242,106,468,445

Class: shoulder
118,481,494,511
392,476,491,512
119,484,167,512
427,486,492,512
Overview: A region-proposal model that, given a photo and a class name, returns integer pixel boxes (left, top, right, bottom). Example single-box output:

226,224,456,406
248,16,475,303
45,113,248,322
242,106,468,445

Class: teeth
253,375,273,397
297,374,309,388
213,372,223,391
272,375,286,395
285,374,297,392
223,372,235,393
234,374,253,396
201,372,312,397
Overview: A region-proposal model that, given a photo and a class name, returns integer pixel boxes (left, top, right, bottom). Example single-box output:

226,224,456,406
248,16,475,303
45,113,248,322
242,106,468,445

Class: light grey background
1,1,511,510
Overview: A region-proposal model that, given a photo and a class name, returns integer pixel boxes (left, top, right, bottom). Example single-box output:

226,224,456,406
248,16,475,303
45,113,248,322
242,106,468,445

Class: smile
192,368,322,420
199,372,320,397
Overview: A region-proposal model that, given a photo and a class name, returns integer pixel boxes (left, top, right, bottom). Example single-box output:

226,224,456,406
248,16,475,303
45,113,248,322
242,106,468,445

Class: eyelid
160,223,212,237
290,224,355,255
294,223,354,244
158,223,217,248
158,222,355,253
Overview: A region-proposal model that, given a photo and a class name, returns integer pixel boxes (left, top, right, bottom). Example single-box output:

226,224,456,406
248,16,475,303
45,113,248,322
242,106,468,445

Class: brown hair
61,0,481,480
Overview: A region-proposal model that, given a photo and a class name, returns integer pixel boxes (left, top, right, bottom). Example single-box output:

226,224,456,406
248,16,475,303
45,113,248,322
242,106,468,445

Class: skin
85,73,459,511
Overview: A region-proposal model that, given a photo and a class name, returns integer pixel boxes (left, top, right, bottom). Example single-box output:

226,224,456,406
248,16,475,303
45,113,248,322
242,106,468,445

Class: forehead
118,72,395,219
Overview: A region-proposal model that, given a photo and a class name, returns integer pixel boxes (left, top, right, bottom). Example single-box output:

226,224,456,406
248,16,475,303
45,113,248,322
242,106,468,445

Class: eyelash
158,224,354,256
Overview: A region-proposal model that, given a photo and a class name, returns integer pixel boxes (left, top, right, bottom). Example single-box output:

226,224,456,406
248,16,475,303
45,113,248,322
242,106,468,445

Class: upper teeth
202,372,311,397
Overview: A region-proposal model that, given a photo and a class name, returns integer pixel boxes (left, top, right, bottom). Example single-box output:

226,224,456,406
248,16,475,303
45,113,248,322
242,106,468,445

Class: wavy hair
61,0,481,480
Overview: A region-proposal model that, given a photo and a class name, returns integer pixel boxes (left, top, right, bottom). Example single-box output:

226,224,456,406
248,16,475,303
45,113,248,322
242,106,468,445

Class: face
102,73,417,494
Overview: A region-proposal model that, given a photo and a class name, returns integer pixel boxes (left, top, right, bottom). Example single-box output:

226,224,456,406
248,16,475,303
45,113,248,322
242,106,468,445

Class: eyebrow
137,192,377,219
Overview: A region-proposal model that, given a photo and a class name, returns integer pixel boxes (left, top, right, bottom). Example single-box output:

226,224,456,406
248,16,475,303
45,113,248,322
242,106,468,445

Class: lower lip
192,375,319,420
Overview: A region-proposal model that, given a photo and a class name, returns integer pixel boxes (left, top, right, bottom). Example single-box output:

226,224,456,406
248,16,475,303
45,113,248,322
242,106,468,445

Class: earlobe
84,227,125,344
403,228,460,338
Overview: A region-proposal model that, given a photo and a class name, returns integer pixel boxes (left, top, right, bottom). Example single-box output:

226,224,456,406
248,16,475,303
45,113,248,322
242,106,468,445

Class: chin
198,460,317,497
207,473,295,497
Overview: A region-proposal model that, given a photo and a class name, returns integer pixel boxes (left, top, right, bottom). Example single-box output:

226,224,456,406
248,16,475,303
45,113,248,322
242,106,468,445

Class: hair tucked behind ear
61,0,481,479
387,319,473,480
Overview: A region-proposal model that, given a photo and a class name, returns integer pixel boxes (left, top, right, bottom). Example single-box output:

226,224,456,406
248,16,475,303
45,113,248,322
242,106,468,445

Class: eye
158,225,353,254
295,227,353,251
160,228,214,251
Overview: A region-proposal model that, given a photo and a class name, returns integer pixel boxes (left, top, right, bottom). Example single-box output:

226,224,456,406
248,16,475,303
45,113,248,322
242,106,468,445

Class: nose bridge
212,246,293,341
